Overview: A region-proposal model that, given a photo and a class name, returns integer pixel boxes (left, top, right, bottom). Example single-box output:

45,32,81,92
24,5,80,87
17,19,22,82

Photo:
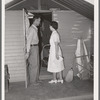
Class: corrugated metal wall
5,11,26,82
52,10,93,76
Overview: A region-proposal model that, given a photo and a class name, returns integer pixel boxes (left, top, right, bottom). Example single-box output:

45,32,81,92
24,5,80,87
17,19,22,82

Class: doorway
29,11,52,80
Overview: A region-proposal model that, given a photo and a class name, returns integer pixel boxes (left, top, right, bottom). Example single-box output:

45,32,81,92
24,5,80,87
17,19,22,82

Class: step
39,74,53,80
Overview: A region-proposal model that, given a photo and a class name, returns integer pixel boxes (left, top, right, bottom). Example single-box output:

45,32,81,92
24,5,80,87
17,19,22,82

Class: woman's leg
59,71,63,80
58,71,63,83
48,73,57,83
53,73,57,80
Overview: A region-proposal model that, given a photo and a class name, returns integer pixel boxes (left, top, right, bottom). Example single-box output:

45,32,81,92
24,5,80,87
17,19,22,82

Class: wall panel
5,11,26,82
53,10,93,76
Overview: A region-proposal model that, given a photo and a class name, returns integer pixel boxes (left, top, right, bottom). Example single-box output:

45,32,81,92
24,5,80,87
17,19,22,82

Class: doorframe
28,10,53,80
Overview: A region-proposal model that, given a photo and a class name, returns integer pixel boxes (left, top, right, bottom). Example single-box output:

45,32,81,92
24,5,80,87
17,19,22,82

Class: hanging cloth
75,39,90,79
75,39,84,78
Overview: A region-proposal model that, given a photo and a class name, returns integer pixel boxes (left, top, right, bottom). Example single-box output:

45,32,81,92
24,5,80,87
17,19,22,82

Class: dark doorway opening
29,12,52,79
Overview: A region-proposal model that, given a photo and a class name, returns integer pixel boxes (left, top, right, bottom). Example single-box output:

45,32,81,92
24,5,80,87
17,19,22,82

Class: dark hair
50,21,58,30
33,14,41,23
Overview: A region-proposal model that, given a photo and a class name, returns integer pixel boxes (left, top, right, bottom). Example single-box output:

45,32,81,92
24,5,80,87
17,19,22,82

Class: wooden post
38,0,41,10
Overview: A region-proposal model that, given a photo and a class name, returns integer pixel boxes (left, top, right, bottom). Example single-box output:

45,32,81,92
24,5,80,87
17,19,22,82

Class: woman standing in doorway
47,21,65,84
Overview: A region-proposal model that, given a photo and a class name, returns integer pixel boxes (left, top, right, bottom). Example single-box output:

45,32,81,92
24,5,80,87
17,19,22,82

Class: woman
47,21,65,84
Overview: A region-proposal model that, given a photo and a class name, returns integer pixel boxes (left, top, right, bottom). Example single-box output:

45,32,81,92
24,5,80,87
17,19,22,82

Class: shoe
48,80,57,84
57,79,63,83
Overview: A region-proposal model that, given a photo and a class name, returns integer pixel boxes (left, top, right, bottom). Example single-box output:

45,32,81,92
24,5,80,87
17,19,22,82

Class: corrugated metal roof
54,0,94,20
5,0,94,20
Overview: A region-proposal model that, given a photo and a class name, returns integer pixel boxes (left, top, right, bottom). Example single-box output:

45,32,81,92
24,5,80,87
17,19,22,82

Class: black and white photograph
3,0,98,100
